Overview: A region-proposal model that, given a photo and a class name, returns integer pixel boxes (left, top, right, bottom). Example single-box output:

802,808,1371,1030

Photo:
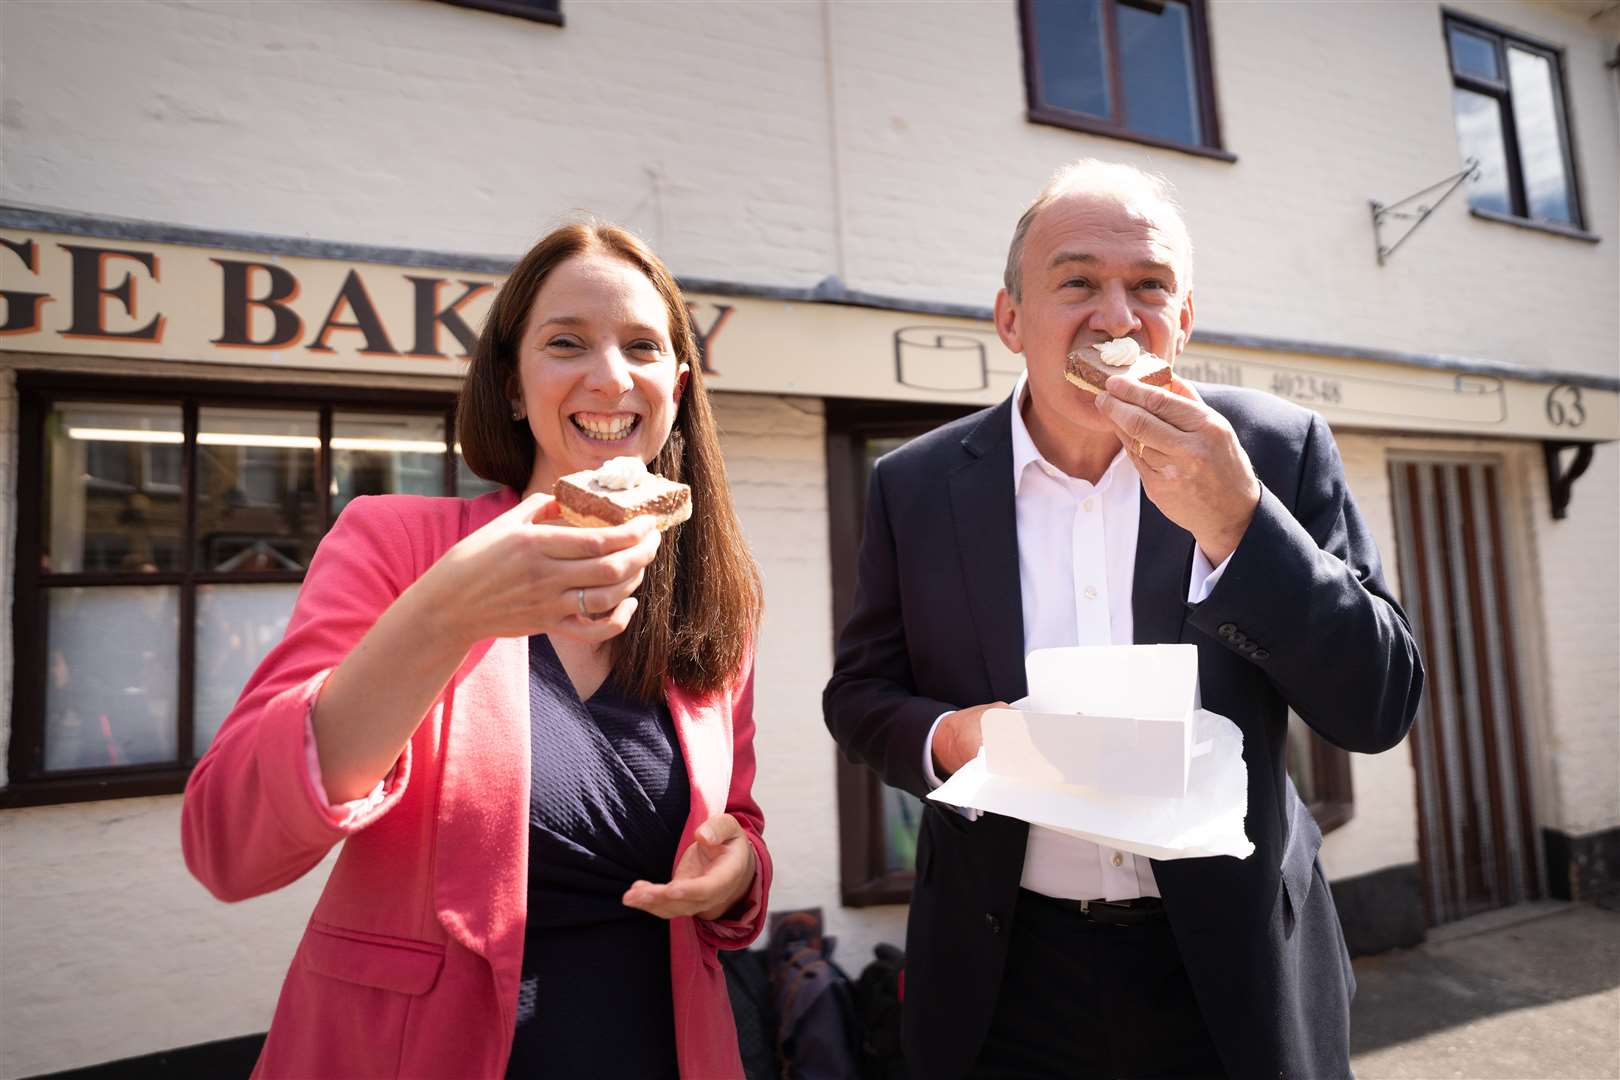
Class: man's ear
1176,289,1195,356
994,288,1024,355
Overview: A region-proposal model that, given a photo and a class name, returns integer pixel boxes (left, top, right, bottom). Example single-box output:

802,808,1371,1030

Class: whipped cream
590,456,649,491
1095,337,1141,368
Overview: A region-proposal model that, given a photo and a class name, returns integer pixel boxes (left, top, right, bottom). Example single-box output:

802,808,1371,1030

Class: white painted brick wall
0,797,336,1078
1523,444,1620,836
2,1,1613,374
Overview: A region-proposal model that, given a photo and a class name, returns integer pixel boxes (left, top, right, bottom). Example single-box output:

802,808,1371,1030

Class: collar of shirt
1009,370,1134,497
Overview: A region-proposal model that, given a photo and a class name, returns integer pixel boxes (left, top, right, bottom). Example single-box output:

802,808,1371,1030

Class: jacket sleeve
1185,413,1425,753
181,497,421,902
695,655,774,950
822,459,957,800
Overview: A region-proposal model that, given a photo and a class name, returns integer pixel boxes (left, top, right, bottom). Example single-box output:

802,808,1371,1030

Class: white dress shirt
923,372,1229,901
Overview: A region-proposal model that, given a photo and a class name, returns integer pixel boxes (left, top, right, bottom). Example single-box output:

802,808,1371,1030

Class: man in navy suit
823,160,1423,1079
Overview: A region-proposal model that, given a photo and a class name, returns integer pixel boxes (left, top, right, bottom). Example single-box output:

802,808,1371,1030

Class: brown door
1389,455,1543,925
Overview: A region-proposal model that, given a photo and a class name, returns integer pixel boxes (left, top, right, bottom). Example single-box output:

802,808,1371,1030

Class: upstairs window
1019,0,1229,160
1443,13,1583,230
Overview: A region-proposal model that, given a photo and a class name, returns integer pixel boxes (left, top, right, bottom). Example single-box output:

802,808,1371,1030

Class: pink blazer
181,489,771,1079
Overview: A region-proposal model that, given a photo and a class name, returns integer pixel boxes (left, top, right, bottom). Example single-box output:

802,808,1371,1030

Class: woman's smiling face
513,249,688,496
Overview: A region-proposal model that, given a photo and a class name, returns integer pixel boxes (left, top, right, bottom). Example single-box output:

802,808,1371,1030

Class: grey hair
1002,159,1194,300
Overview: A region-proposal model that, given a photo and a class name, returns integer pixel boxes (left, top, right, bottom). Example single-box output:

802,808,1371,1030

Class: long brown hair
458,223,763,700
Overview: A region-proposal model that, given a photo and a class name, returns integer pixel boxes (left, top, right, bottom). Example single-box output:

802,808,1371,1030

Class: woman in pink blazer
182,223,771,1078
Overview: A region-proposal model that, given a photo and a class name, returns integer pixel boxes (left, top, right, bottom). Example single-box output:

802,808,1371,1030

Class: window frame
1441,9,1586,232
439,0,562,27
826,398,977,906
2,372,467,809
1017,0,1234,162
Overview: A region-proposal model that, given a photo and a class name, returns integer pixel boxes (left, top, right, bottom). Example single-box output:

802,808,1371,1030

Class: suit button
1253,649,1271,661
985,913,1001,934
1217,623,1237,640
1238,640,1258,654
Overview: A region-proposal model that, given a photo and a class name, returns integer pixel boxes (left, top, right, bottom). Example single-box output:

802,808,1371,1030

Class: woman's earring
510,401,525,421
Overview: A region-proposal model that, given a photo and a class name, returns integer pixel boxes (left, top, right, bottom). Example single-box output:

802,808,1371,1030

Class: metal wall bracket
1542,440,1594,521
1370,158,1479,265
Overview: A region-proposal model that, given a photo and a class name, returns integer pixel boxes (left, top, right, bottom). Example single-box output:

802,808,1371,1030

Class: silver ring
577,588,589,618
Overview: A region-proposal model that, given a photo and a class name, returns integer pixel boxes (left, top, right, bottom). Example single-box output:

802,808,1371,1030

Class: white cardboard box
983,644,1208,799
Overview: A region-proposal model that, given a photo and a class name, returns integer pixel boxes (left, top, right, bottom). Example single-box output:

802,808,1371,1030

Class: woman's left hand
623,813,757,922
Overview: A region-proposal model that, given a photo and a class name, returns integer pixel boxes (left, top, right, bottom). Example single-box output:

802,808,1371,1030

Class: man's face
994,191,1195,439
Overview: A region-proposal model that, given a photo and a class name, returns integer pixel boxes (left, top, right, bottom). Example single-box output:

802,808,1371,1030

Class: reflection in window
45,587,179,771
1022,0,1220,153
198,407,320,571
1451,89,1512,217
193,583,299,755
1116,0,1202,147
1443,16,1580,228
332,412,447,517
1285,709,1318,805
44,402,184,573
1505,48,1573,225
456,445,505,499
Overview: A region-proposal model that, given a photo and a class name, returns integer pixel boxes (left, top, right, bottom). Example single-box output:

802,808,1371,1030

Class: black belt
1021,889,1168,927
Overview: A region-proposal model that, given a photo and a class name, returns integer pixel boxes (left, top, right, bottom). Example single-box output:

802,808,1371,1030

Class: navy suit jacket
823,385,1424,1080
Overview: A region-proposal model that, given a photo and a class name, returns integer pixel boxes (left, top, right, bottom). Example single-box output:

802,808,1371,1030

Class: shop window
1018,0,1229,160
439,0,562,26
1443,12,1584,231
3,375,494,807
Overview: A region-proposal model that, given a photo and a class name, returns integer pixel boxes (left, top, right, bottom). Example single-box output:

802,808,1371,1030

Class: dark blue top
506,635,689,1079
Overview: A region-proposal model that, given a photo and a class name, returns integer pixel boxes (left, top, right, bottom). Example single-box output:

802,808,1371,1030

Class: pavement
1350,898,1620,1079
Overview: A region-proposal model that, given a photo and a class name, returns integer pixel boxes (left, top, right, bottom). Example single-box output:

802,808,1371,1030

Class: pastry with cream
553,456,692,531
1065,334,1173,395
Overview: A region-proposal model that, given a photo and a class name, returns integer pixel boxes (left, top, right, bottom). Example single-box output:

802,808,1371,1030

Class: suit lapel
947,399,1028,703
1132,490,1195,645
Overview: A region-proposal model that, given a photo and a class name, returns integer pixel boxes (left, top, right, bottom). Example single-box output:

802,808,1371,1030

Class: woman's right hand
415,492,661,648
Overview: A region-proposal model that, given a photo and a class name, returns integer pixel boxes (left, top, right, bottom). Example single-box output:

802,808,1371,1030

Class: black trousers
970,890,1226,1080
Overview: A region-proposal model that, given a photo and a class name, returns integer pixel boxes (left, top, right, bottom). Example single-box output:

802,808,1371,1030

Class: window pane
1032,0,1111,119
1117,0,1203,146
332,412,448,518
882,785,923,874
1452,88,1513,216
1506,47,1573,225
197,407,320,571
44,402,184,574
194,583,300,756
1448,26,1499,82
44,586,179,770
1285,709,1317,804
455,444,505,499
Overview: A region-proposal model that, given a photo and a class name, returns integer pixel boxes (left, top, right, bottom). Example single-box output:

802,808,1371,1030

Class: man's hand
1095,375,1261,565
932,701,1009,778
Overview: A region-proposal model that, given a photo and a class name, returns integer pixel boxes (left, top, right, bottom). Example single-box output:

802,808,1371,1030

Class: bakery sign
2,225,1614,441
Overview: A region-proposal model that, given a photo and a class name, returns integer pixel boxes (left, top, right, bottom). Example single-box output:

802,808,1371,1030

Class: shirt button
1111,852,1124,868
1083,586,1098,601
1083,498,1095,512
